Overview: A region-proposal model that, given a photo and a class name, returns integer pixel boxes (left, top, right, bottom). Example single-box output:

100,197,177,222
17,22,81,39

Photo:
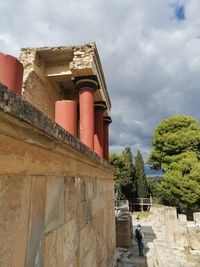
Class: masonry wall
0,84,116,267
23,71,63,120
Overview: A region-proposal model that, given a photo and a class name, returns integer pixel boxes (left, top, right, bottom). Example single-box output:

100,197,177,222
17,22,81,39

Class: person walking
135,224,144,256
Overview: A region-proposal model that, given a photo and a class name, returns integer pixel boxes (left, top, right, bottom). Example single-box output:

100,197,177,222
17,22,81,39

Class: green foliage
109,147,136,200
135,151,149,198
122,147,136,200
148,115,200,168
158,167,200,209
149,114,200,209
147,179,160,198
109,153,126,198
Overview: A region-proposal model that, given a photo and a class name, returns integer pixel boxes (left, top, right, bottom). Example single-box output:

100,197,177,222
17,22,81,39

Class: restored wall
0,84,116,267
19,50,65,120
23,71,63,120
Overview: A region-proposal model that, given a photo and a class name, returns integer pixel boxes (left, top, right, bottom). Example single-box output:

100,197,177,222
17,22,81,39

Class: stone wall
150,206,200,266
0,84,116,267
19,50,65,120
23,71,63,120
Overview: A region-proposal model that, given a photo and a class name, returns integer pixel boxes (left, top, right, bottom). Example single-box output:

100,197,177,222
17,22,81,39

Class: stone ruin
150,207,200,267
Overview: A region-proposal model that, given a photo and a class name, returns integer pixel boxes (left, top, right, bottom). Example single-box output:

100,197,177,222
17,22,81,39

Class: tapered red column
103,116,112,160
0,53,24,95
55,100,77,136
73,75,100,150
94,101,107,157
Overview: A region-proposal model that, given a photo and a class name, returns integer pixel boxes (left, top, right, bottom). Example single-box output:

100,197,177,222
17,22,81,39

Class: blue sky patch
175,4,185,20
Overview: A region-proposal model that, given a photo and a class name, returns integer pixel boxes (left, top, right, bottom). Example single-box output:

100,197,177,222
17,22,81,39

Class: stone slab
0,230,27,267
64,176,75,222
25,177,46,267
193,212,200,224
44,228,63,267
45,176,64,233
0,175,31,237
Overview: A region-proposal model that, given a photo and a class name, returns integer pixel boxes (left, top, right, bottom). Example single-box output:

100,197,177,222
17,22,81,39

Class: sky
1,0,200,161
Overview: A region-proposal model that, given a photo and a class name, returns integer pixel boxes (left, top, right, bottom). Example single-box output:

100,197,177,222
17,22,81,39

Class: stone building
0,42,116,267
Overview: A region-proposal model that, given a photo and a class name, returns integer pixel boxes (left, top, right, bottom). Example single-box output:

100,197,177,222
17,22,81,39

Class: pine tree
148,114,200,208
135,151,148,198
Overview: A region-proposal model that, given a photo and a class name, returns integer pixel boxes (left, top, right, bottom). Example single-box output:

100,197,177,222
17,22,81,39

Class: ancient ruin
0,42,116,267
115,207,200,267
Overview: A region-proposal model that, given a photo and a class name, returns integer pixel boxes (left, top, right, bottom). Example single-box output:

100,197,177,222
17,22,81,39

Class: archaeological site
0,42,115,267
0,42,200,267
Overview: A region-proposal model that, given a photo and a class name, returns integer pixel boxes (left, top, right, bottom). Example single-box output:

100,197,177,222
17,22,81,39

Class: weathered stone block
80,225,95,259
44,228,63,267
80,179,86,202
0,175,31,237
81,248,96,267
64,176,75,222
0,230,27,267
116,213,132,247
92,195,104,216
93,210,105,235
193,212,200,224
164,207,177,242
25,177,46,267
63,219,77,266
85,178,94,200
80,200,92,229
96,178,104,195
178,214,187,224
187,226,200,250
174,224,188,247
45,176,64,233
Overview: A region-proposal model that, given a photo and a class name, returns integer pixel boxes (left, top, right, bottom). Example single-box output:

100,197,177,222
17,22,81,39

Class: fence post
141,198,143,211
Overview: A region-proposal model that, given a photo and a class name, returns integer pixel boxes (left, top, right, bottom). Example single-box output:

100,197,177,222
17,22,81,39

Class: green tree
121,147,136,200
109,152,126,198
148,114,200,209
148,115,200,171
109,147,136,200
135,151,148,198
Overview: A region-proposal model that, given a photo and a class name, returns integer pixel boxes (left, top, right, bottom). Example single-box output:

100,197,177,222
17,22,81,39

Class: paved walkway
116,214,156,267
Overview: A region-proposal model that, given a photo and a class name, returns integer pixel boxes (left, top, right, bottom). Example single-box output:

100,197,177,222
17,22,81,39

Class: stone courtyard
116,207,200,267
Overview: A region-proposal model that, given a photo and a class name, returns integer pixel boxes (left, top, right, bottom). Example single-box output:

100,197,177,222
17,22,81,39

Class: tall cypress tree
109,147,137,201
121,147,136,200
135,151,148,198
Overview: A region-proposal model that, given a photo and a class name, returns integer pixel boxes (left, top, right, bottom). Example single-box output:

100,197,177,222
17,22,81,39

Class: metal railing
115,197,153,212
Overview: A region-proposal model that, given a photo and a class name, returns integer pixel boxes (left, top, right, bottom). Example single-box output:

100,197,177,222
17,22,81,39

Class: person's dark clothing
135,226,144,256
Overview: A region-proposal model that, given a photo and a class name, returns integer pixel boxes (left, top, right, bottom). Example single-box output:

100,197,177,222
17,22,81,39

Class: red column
79,89,95,149
103,116,112,160
55,100,77,136
94,101,107,157
0,53,24,95
74,76,100,150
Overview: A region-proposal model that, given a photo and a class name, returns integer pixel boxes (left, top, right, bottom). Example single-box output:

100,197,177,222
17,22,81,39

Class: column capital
103,116,112,125
94,101,107,112
72,75,100,91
